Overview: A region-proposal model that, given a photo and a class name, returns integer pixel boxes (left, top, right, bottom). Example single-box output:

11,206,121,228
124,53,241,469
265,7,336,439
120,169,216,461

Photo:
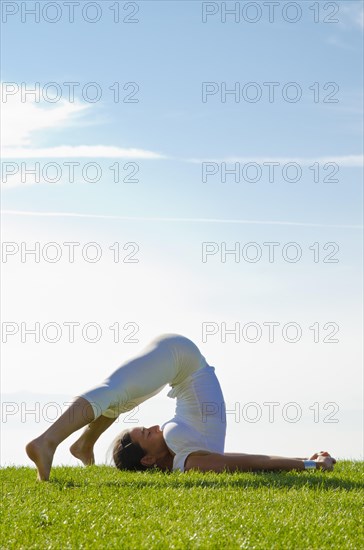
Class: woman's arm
225,453,308,460
184,452,335,472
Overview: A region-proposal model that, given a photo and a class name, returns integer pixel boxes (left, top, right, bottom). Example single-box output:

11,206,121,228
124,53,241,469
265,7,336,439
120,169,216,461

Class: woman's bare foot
70,440,95,466
26,436,57,481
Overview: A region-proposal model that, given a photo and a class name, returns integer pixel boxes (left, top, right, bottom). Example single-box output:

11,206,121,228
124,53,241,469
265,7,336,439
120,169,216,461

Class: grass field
1,461,363,549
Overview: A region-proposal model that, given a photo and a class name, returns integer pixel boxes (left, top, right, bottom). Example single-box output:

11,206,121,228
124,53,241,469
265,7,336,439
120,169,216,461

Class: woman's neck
156,451,174,472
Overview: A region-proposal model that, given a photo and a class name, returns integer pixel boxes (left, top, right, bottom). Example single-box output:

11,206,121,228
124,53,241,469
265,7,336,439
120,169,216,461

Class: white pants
79,334,219,420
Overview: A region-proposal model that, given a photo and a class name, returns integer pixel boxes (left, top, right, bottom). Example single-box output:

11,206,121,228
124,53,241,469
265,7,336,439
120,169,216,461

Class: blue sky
1,1,363,465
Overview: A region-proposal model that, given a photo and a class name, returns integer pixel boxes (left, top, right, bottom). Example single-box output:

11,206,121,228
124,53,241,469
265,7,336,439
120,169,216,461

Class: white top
161,365,226,472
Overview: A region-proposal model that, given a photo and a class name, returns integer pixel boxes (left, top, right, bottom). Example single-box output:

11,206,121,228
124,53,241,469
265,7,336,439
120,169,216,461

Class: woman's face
129,425,168,459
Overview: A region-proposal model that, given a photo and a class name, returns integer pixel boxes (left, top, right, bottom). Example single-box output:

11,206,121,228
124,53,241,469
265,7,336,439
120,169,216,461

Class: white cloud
1,210,362,229
2,152,361,190
339,2,364,30
184,155,364,167
1,92,90,148
324,1,363,72
325,35,355,51
1,145,167,159
1,84,361,180
0,85,167,160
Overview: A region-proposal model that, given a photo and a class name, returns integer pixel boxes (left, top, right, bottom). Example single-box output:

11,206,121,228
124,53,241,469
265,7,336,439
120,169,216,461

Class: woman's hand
309,450,336,463
308,451,336,471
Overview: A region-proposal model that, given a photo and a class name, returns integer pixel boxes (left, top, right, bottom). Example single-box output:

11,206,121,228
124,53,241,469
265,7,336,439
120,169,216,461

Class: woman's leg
76,334,202,419
26,334,204,480
25,337,175,480
70,415,117,465
26,397,95,481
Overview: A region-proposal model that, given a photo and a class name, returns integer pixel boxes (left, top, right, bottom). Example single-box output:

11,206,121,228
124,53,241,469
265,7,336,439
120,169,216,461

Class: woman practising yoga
26,334,336,481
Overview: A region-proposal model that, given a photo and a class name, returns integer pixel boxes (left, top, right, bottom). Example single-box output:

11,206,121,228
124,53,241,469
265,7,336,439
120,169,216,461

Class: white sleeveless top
161,365,226,472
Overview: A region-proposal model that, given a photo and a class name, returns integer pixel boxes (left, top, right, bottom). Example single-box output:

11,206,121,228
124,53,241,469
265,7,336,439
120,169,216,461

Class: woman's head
112,425,169,471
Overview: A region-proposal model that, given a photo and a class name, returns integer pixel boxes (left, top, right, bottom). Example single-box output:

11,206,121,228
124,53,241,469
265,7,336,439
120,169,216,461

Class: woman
26,334,336,481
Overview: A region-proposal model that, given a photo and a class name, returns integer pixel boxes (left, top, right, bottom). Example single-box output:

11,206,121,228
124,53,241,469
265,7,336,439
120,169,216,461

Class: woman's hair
112,428,149,471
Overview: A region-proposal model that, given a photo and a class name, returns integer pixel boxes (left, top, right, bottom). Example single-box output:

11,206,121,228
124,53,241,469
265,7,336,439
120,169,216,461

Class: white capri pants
78,334,216,420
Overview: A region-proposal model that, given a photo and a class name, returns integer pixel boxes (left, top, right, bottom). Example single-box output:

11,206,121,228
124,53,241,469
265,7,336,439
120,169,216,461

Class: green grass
1,462,363,549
